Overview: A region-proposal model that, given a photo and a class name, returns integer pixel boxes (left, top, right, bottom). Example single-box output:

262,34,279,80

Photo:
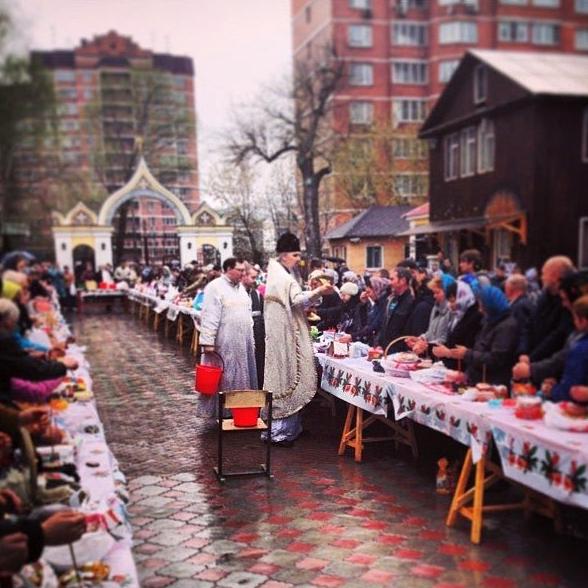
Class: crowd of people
0,252,90,577
2,240,588,572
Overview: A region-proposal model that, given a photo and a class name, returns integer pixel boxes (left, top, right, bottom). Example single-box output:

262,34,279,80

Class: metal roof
326,205,412,240
470,49,588,97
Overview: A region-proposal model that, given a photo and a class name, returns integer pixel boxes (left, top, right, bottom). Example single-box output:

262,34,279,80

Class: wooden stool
215,390,273,483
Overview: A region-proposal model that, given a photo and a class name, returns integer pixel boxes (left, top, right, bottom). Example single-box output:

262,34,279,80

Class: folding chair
215,390,273,483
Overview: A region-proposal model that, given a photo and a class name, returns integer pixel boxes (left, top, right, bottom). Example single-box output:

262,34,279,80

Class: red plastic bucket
194,351,224,395
232,407,259,427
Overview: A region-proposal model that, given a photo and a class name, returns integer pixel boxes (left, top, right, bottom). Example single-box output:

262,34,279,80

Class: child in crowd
550,294,588,404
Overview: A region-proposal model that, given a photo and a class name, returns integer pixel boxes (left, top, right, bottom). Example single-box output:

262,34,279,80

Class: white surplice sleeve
199,282,223,346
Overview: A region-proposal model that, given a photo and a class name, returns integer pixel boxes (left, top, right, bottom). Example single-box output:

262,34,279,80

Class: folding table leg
447,449,473,527
338,405,355,456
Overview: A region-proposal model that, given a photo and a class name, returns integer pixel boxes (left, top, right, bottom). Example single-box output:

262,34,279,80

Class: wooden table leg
471,455,486,544
355,407,364,462
447,449,473,528
338,405,355,456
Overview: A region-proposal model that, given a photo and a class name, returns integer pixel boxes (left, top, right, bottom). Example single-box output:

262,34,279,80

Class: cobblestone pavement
74,312,586,588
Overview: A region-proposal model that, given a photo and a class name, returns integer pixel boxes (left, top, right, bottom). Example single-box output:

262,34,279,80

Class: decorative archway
52,158,234,269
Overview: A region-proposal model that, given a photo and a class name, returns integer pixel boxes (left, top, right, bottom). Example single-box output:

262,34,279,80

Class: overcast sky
13,0,293,193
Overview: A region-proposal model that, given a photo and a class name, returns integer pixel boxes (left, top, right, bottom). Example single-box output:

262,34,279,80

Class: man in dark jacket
528,256,575,362
242,265,265,388
378,267,414,353
505,274,535,356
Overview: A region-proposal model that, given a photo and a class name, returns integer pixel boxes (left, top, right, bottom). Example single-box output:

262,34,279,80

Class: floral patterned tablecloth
490,410,588,509
318,356,394,416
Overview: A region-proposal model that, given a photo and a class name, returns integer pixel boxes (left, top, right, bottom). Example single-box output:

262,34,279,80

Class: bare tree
206,163,265,265
331,119,429,208
226,46,344,257
84,68,195,261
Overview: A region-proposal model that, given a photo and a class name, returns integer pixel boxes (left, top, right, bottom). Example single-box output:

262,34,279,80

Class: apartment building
292,0,588,218
30,31,199,262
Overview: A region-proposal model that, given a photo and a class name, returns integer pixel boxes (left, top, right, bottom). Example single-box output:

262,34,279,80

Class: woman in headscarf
442,285,520,386
263,233,334,446
433,280,483,369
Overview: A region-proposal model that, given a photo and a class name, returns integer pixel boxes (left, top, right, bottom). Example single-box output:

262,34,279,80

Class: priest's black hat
276,232,301,253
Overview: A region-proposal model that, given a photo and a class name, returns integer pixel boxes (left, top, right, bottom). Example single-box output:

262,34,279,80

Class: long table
127,289,201,352
24,304,139,585
318,353,588,543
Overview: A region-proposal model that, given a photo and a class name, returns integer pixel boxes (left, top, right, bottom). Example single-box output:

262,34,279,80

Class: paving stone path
74,312,586,587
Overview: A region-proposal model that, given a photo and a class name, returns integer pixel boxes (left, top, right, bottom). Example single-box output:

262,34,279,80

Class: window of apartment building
392,61,428,84
576,29,588,50
60,103,78,116
577,0,588,13
444,133,460,180
349,63,374,86
439,60,460,83
393,99,427,124
498,21,529,42
460,127,477,177
394,174,426,197
439,21,478,44
366,246,382,269
348,24,373,47
58,88,77,101
392,138,428,159
349,101,374,124
579,217,588,269
350,0,371,8
478,119,495,173
392,22,428,46
474,64,487,103
55,70,76,83
532,0,559,7
532,23,560,45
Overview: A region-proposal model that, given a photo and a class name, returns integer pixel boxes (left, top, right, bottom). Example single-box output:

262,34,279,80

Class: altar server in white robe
198,257,258,417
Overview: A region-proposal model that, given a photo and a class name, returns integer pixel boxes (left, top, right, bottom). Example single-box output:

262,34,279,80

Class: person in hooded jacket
440,286,519,386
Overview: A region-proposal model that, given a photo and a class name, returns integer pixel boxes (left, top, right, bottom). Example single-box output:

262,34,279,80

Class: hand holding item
449,345,467,360
540,377,557,397
41,511,87,546
571,385,588,404
0,532,28,574
432,344,449,359
18,406,50,430
405,336,418,348
0,488,23,514
59,356,79,370
412,339,428,356
512,361,531,380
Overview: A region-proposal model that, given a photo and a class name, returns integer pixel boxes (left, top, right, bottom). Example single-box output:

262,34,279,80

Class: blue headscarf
478,285,510,324
440,273,456,295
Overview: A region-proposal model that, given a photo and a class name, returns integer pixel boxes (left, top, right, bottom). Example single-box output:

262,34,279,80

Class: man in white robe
198,257,258,417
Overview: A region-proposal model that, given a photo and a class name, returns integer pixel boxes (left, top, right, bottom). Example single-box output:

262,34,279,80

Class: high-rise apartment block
292,0,588,216
30,31,199,262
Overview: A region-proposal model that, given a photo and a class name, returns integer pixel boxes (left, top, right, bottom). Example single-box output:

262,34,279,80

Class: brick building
29,31,199,263
291,0,588,230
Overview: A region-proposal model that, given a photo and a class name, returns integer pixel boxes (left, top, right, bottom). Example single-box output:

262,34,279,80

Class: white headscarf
449,281,476,330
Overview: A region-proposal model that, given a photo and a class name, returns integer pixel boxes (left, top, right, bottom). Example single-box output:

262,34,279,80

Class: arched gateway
52,158,233,270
